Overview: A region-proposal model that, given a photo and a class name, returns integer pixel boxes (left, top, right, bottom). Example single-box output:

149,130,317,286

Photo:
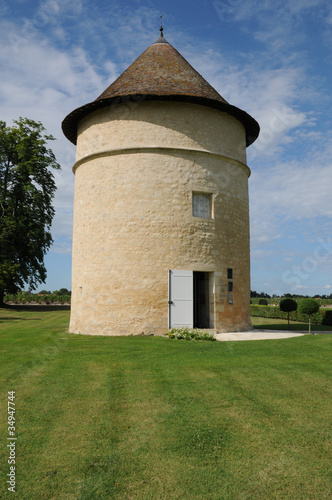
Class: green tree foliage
279,298,298,327
53,288,71,296
298,299,320,334
258,298,268,305
251,290,271,298
0,118,60,305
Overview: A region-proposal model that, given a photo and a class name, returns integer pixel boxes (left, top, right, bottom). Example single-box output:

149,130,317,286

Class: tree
259,298,268,305
279,298,297,327
298,299,320,335
53,288,70,296
0,118,60,305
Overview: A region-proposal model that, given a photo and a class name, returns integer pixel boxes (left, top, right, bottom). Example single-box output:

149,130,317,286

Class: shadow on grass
0,317,26,322
254,323,332,333
254,323,304,331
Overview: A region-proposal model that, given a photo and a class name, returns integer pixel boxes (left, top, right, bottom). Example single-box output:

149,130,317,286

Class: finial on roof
160,15,164,37
154,14,168,44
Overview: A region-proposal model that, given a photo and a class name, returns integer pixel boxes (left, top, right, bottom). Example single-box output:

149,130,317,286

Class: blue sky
1,0,332,296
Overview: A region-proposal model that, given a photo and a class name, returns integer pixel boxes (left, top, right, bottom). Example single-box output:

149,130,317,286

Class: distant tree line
251,291,332,300
38,288,71,296
4,290,71,305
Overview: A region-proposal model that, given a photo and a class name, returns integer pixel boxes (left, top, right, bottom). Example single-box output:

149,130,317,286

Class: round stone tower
62,29,259,335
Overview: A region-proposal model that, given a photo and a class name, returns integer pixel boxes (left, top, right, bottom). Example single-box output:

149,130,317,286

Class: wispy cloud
250,137,332,278
1,1,331,294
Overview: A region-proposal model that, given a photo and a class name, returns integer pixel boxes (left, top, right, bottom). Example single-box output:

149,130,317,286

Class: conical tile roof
96,32,228,104
62,32,259,146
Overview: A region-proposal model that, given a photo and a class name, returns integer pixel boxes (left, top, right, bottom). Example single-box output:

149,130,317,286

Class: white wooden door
168,270,194,328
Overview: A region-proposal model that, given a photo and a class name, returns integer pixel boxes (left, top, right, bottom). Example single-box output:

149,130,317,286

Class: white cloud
251,249,274,259
230,0,326,27
0,20,118,254
251,159,332,222
1,1,331,298
249,135,332,268
182,41,311,159
213,0,332,67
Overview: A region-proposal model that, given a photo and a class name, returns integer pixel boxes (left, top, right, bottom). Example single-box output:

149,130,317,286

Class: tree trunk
0,289,5,307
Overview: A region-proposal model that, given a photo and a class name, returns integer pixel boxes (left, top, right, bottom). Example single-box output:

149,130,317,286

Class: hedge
322,310,332,326
250,304,324,325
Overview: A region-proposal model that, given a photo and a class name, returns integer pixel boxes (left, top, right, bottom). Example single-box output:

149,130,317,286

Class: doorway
168,270,210,329
194,272,210,328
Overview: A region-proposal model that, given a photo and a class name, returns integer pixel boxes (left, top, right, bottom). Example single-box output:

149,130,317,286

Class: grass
0,308,331,499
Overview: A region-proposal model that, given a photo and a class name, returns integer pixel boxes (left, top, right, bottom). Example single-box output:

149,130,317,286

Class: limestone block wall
70,101,252,335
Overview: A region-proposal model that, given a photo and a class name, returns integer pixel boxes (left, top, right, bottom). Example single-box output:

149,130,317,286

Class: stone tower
62,29,259,335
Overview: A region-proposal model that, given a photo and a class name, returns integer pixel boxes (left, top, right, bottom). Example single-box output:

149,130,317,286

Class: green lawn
0,308,331,499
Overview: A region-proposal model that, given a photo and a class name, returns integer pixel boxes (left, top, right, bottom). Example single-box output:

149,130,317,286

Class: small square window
228,294,234,305
228,281,233,292
227,268,233,280
193,193,212,218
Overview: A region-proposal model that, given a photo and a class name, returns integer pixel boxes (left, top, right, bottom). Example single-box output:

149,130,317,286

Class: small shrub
298,298,320,316
279,298,298,327
298,299,320,334
164,327,216,341
258,299,268,305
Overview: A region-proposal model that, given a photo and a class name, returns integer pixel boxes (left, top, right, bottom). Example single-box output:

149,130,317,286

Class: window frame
227,268,234,305
192,191,213,219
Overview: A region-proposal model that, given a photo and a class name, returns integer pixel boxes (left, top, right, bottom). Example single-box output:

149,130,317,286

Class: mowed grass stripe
0,309,331,499
148,339,331,499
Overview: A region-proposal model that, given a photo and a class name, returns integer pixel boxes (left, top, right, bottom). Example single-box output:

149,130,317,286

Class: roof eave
62,94,260,147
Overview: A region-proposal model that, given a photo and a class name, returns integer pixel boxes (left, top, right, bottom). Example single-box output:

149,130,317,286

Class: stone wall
70,101,252,335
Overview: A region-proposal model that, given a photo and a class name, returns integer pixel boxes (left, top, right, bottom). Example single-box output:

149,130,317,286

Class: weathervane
160,14,164,36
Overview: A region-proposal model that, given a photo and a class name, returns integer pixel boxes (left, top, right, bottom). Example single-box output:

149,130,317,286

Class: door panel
169,270,193,328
